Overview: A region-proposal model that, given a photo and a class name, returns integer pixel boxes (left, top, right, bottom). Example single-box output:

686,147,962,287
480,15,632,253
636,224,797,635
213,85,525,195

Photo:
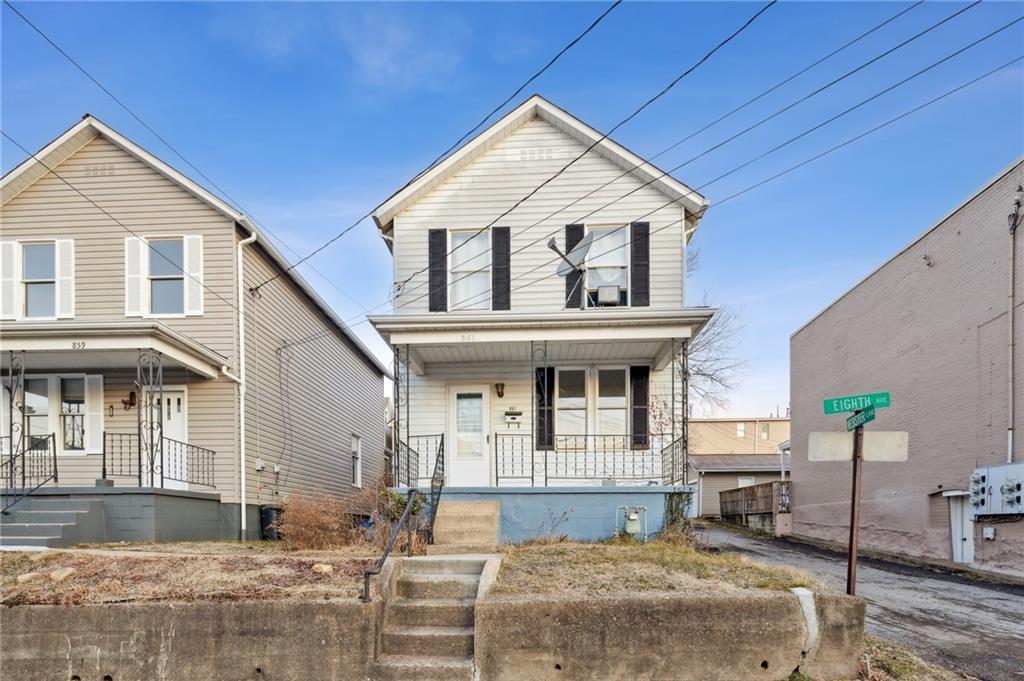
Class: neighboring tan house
791,158,1024,577
690,416,790,454
0,115,389,545
368,95,711,540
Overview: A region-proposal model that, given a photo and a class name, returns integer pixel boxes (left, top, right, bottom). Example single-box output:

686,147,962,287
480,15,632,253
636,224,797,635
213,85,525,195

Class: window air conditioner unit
597,286,621,306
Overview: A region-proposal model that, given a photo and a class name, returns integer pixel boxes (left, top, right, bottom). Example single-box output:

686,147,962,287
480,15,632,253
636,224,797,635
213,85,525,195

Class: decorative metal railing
494,432,688,487
102,431,216,488
427,435,445,543
1,434,57,512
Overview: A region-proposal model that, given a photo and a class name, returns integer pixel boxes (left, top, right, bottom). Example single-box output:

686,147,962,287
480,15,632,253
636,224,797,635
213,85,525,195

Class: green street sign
847,405,876,431
823,392,891,415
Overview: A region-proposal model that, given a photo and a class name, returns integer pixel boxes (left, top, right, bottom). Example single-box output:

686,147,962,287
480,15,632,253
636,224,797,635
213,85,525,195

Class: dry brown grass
274,490,364,550
495,526,821,596
860,637,966,681
0,546,378,606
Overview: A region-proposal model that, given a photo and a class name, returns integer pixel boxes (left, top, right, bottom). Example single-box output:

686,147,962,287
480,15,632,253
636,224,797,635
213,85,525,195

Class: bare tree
686,302,744,412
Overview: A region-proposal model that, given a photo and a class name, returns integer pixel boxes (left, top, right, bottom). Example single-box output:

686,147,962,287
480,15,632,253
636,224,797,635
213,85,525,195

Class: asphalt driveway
704,526,1024,681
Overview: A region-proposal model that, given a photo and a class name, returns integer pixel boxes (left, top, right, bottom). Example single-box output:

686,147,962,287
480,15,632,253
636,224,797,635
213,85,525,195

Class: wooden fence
719,480,791,518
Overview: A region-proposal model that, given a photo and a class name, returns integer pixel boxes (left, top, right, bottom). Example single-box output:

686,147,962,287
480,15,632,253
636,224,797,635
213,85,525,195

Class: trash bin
259,505,282,541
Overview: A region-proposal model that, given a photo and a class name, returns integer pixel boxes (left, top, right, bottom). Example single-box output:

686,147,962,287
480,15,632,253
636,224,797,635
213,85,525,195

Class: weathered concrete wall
790,160,1024,574
1,600,380,681
474,591,864,681
436,487,694,542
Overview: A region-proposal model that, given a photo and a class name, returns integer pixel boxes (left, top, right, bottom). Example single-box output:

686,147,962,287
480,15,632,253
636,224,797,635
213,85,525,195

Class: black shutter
535,367,555,450
630,222,650,307
630,366,650,449
428,229,447,312
565,224,584,309
491,226,511,311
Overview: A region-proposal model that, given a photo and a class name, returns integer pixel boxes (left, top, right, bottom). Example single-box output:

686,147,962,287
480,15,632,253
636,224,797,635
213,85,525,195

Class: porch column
137,349,164,488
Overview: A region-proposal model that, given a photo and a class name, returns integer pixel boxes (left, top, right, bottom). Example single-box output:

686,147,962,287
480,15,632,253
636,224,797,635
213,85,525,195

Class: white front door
949,496,974,564
147,388,188,490
448,386,489,487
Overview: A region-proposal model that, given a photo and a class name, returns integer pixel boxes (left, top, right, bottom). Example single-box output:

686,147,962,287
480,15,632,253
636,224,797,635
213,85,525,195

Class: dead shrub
274,491,362,550
657,518,698,547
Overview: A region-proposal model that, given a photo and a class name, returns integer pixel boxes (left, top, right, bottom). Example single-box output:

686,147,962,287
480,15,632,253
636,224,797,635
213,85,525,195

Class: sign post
822,392,891,597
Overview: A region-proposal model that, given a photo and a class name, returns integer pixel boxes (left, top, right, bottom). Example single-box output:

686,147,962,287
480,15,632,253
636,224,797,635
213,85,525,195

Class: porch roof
0,321,228,379
370,308,714,374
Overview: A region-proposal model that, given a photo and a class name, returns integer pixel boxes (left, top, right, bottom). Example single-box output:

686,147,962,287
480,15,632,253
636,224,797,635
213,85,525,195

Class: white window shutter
1,241,22,320
124,237,145,316
84,375,104,453
184,235,203,316
55,239,75,318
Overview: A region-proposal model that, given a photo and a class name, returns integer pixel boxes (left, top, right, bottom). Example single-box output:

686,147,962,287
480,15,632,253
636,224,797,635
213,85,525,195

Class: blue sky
3,1,1022,417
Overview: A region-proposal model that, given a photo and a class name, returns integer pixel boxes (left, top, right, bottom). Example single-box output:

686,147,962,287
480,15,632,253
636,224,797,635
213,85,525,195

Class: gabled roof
371,94,708,237
1,115,390,377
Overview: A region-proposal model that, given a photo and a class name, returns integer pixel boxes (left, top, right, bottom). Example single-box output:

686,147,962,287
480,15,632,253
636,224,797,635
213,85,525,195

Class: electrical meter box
969,462,1024,518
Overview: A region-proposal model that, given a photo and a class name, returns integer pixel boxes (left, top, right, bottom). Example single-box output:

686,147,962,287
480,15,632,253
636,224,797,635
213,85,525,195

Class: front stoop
0,498,105,548
373,556,488,681
428,501,499,554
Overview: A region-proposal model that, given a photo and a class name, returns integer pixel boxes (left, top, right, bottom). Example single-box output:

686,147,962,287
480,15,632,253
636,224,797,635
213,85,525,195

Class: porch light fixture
122,390,137,411
108,405,114,418
495,383,505,398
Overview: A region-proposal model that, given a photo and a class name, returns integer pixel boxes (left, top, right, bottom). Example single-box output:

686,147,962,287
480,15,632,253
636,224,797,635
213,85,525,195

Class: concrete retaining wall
1,600,380,681
474,591,864,681
435,486,694,542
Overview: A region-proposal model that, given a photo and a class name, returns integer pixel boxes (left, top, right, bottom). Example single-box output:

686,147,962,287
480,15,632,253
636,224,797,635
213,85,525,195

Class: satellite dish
551,231,594,277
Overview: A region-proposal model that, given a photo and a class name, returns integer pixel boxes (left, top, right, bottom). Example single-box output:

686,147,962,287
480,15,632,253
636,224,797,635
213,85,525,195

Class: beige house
690,416,790,455
688,453,788,517
0,116,388,544
790,158,1024,576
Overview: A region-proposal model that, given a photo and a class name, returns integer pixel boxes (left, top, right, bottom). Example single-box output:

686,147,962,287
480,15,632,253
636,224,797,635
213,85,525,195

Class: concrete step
1,510,86,525
0,535,56,547
0,523,66,538
389,598,475,627
6,498,95,513
402,557,488,576
372,654,473,681
425,544,498,556
397,574,480,600
433,527,497,545
432,514,498,531
381,625,474,658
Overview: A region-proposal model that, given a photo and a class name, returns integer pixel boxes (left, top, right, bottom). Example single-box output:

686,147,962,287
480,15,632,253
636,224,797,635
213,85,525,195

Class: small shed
687,454,789,517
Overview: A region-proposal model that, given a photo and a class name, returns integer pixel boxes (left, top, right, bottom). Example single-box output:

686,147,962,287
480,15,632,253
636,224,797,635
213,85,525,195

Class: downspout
1009,185,1023,464
237,230,259,538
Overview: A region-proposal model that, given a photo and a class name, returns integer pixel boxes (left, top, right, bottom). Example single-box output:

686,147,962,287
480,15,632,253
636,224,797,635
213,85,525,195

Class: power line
373,2,1005,312
249,0,625,291
0,0,371,314
0,129,240,314
358,43,1024,319
380,0,779,299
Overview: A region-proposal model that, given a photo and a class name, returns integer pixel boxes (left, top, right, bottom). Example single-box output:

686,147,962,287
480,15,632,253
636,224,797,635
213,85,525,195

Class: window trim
584,223,630,307
554,366,589,439
350,434,362,488
21,240,57,321
447,228,492,311
144,235,187,319
759,422,770,440
736,422,747,438
554,366,632,438
14,373,96,456
737,476,755,488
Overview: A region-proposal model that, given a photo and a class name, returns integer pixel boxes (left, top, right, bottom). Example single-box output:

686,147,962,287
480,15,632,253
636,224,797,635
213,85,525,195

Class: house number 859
72,341,86,350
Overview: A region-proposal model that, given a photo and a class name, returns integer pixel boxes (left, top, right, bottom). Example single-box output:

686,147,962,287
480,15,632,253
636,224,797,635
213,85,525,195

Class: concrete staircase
0,497,104,548
427,501,499,555
373,556,488,681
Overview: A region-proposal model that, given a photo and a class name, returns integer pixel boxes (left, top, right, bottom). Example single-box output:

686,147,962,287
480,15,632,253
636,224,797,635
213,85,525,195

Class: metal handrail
360,488,417,603
101,432,217,488
1,434,58,513
427,435,445,543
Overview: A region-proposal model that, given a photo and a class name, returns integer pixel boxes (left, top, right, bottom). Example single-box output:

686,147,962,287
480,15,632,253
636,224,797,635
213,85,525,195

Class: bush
273,491,363,550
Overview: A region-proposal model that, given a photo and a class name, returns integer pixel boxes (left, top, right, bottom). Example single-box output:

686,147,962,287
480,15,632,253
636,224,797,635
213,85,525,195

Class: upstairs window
760,422,770,440
148,238,185,315
585,225,628,306
22,242,56,318
449,229,491,310
736,422,747,438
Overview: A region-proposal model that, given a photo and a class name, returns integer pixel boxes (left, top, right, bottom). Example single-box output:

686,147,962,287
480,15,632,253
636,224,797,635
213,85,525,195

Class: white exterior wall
392,117,688,313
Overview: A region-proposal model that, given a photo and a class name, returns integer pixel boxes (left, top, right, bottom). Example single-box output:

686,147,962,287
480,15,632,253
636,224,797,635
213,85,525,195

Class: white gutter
237,232,258,539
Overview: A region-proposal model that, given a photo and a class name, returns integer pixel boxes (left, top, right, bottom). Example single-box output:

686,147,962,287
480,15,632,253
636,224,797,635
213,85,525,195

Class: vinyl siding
690,419,791,454
790,160,1024,572
1,136,238,359
697,472,781,517
392,116,688,313
242,241,386,510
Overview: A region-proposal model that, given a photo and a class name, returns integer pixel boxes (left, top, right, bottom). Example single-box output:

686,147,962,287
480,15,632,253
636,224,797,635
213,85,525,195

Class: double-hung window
22,243,56,318
760,422,770,440
449,229,491,310
351,435,362,487
1,374,103,454
24,378,50,445
148,238,185,315
60,378,85,451
555,369,587,438
736,422,747,438
585,225,628,306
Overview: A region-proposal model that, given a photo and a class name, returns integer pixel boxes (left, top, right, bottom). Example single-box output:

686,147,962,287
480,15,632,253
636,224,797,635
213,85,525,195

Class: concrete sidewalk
704,525,1024,681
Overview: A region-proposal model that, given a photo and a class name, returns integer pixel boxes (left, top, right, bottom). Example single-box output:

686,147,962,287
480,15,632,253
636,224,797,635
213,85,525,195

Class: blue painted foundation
433,486,695,543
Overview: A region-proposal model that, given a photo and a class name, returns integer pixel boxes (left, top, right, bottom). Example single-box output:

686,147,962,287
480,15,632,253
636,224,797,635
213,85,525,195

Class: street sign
846,405,876,431
808,431,909,462
823,392,891,414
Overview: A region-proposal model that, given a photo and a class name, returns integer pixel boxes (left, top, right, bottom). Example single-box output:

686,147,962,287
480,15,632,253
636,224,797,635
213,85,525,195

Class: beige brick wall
790,159,1024,573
